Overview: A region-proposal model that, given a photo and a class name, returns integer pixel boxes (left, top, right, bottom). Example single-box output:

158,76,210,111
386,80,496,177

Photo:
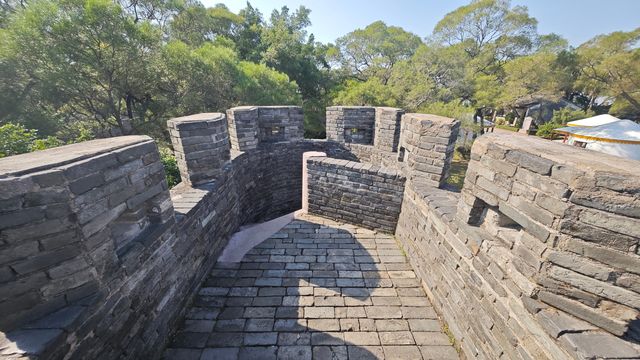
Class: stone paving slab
163,214,459,360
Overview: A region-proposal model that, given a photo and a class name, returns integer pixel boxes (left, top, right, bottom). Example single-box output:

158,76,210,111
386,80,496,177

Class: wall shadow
163,219,387,359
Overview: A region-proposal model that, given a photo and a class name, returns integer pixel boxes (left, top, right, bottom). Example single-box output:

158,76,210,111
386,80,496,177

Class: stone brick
537,291,629,336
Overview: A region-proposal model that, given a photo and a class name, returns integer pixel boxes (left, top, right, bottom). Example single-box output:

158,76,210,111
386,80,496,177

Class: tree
429,0,540,130
236,2,265,62
331,21,422,84
389,43,470,110
331,78,398,107
169,3,242,47
432,0,537,61
0,0,163,136
498,52,562,123
260,6,332,138
576,29,640,119
260,6,327,99
0,123,37,157
158,41,240,117
236,61,301,105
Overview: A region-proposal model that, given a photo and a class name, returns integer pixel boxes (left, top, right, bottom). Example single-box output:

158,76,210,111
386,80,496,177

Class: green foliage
331,21,422,83
535,122,562,139
498,52,561,107
575,29,640,118
495,124,519,132
1,0,638,154
0,0,163,136
160,147,181,188
237,62,301,105
160,41,239,117
261,6,327,100
0,123,38,157
0,123,66,157
331,78,398,107
551,108,594,125
170,3,243,47
31,136,64,151
417,101,473,120
432,0,538,60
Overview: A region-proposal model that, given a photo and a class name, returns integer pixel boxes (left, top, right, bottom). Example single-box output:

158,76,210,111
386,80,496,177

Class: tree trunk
620,91,640,113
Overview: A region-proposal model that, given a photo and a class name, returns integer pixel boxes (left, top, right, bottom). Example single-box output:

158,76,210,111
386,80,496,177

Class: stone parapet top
0,135,152,177
326,106,376,110
402,113,456,124
167,113,225,128
169,182,216,218
478,133,640,178
228,105,301,110
307,156,404,178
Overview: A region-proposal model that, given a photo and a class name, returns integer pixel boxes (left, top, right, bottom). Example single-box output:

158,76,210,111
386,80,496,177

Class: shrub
31,136,65,151
0,123,38,157
536,122,562,139
160,148,181,188
551,108,594,125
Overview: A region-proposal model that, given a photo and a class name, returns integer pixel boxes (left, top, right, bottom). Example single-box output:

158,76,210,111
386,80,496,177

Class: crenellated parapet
326,106,377,144
226,106,304,151
373,107,404,152
2,103,638,360
167,113,231,186
325,106,460,189
396,133,640,359
398,113,460,187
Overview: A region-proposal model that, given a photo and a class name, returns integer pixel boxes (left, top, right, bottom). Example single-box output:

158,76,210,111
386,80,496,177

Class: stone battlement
0,105,638,359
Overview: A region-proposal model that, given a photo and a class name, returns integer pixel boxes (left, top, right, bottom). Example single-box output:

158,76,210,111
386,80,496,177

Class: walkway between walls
163,214,458,360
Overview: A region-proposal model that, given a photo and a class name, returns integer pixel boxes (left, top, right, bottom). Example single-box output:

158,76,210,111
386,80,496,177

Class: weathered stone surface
307,157,406,233
3,107,639,360
164,215,455,360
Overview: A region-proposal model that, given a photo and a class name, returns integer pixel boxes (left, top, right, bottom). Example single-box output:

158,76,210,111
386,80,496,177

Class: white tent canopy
555,120,640,160
566,114,622,127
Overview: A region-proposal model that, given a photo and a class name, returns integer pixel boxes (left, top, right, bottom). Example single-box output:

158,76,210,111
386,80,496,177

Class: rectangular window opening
398,147,406,162
479,206,523,247
261,126,285,142
573,141,587,148
344,128,368,144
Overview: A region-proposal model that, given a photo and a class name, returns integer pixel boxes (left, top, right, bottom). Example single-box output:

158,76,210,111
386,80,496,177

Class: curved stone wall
2,104,637,360
0,109,343,359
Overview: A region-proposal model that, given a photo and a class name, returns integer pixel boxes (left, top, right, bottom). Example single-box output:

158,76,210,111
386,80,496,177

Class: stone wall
226,106,303,151
395,134,640,360
0,109,343,359
398,113,460,187
325,108,459,189
3,102,637,360
325,106,376,144
0,136,177,359
306,157,405,233
373,107,404,152
167,113,230,186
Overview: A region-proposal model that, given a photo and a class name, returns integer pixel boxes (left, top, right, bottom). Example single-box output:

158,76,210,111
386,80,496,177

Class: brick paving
163,214,458,360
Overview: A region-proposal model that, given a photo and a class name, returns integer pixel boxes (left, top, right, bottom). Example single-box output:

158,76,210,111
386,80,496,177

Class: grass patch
495,124,519,132
445,157,469,191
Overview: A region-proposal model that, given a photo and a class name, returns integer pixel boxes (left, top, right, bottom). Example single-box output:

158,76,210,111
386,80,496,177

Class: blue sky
203,0,640,46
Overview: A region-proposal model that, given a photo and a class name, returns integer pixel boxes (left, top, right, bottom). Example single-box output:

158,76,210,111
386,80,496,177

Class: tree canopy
0,0,638,157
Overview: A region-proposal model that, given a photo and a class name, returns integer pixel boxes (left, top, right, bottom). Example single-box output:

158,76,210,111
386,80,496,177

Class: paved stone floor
163,214,458,360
